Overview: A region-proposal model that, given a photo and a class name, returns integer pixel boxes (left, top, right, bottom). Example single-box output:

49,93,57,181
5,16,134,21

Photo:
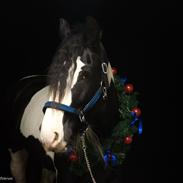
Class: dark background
0,0,178,182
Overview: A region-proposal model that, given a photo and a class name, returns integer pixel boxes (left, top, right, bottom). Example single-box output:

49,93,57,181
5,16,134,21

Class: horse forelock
48,54,86,102
47,35,86,101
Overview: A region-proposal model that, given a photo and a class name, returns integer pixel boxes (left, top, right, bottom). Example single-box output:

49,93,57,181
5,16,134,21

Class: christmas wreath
64,67,143,176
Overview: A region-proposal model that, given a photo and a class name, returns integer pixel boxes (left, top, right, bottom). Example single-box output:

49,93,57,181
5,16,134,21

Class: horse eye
79,71,88,80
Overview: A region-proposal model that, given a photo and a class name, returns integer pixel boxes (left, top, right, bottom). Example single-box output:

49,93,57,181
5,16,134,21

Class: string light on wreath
103,150,117,167
130,109,143,135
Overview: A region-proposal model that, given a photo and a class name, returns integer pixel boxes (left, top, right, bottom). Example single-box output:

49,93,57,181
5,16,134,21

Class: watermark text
0,176,13,181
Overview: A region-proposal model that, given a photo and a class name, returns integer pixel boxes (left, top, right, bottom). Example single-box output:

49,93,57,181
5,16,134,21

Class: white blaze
40,56,85,150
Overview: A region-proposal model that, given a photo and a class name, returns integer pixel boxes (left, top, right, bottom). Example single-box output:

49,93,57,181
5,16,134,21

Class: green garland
66,73,143,175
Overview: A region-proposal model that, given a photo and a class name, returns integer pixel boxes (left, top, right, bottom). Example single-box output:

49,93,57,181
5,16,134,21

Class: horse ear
84,16,101,45
59,18,71,39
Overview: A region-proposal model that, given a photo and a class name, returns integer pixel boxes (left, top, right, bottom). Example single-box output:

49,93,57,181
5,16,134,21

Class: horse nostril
39,124,42,131
53,132,59,141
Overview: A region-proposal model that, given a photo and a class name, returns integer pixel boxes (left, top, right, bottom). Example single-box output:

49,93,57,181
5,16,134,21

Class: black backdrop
0,1,178,182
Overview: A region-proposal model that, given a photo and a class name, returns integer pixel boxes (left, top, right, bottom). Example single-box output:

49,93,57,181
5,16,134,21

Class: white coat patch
20,86,50,139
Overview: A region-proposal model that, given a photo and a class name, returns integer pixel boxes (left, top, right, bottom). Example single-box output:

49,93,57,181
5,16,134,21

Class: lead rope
81,133,97,183
53,159,58,183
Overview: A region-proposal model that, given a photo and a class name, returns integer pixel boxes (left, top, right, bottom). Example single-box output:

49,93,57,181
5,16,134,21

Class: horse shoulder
20,86,49,139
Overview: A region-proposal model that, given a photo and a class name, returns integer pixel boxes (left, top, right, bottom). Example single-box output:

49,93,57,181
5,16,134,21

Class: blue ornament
130,111,143,135
130,111,138,126
103,150,117,167
138,119,143,135
119,76,128,85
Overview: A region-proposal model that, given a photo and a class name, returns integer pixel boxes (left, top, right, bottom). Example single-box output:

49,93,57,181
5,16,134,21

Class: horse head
40,17,119,154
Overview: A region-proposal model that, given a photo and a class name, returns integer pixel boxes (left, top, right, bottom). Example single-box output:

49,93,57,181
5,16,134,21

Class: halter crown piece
42,65,143,183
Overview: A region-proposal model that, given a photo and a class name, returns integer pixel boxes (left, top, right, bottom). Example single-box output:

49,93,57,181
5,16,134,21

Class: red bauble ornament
69,152,78,162
124,136,133,144
124,83,134,94
112,67,118,75
131,107,142,117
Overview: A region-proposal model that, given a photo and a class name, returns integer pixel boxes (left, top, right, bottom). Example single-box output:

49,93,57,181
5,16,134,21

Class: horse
8,17,120,183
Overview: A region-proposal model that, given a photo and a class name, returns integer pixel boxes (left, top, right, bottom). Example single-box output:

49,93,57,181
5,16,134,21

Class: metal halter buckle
101,81,108,100
79,111,88,134
102,62,108,74
102,86,107,100
79,111,86,123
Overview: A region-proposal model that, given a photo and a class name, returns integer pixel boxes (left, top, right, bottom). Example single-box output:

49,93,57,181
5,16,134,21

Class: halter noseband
42,62,109,132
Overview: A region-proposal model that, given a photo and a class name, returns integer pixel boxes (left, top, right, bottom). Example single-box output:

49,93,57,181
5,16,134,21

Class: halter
42,62,109,132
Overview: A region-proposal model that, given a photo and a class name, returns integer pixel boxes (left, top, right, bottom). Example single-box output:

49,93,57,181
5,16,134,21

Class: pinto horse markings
9,17,119,183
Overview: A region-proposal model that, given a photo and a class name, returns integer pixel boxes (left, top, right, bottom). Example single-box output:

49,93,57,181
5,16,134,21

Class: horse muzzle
40,132,67,152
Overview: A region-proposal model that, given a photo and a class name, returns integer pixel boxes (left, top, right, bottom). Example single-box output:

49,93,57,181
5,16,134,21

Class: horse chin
53,144,68,153
42,142,67,153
